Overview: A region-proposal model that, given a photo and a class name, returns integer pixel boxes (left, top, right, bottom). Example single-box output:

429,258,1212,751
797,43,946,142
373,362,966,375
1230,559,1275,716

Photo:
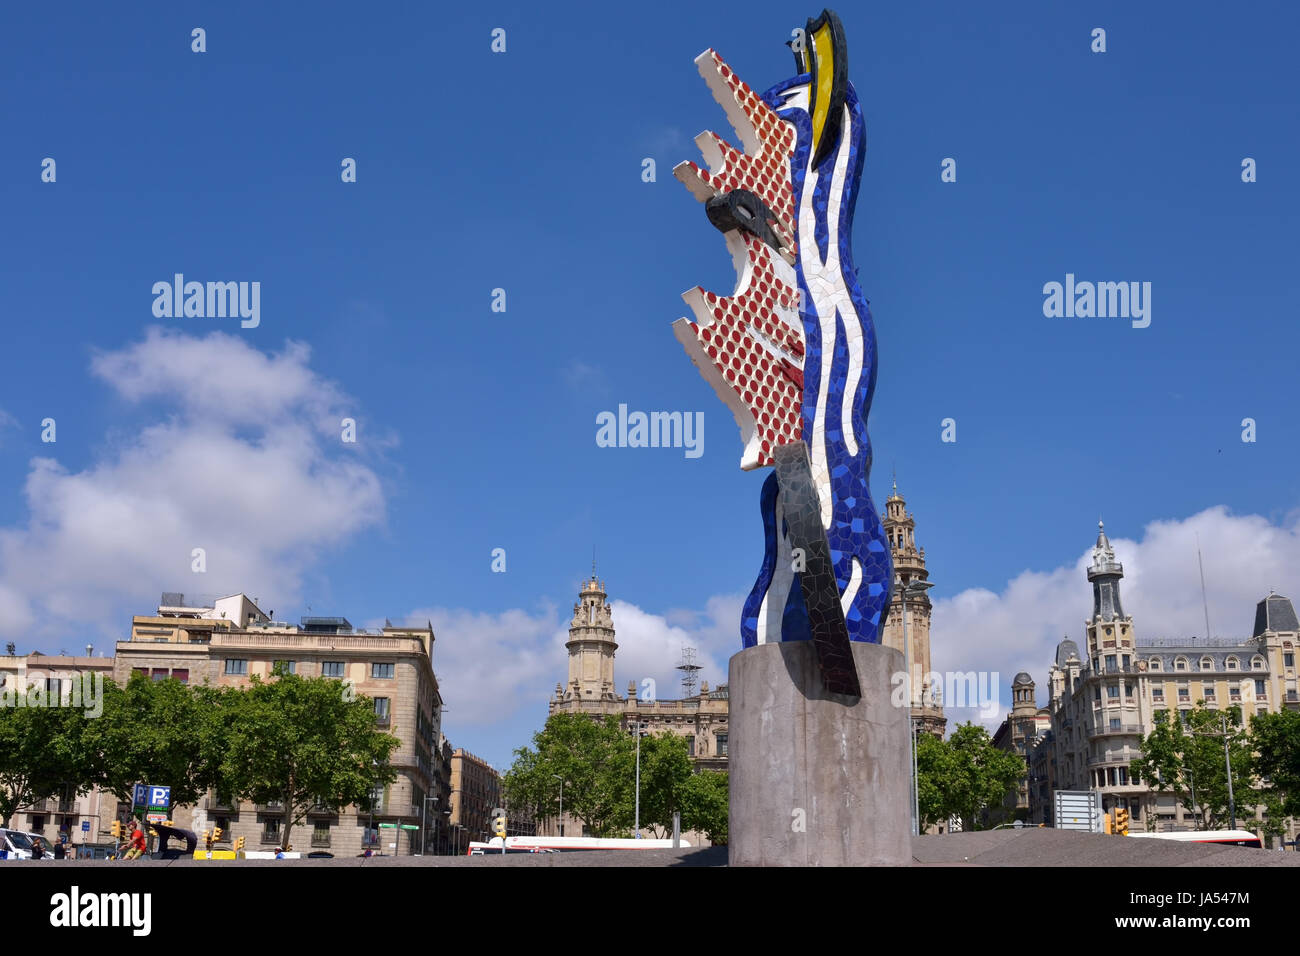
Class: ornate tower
880,482,946,735
1085,521,1135,662
559,570,618,704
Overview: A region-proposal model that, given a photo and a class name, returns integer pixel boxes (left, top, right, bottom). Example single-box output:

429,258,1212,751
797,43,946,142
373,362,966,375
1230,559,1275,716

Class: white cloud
932,506,1300,733
0,329,385,645
398,593,742,730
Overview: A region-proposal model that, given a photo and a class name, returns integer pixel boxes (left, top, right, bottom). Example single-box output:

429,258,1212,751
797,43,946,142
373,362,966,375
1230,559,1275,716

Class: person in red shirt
123,823,148,860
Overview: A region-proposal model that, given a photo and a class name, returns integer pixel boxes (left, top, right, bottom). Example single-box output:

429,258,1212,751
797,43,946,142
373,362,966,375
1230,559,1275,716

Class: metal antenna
677,645,702,698
1196,532,1212,640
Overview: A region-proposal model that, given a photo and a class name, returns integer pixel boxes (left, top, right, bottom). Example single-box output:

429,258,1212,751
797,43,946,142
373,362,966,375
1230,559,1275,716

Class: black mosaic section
773,441,860,698
704,189,786,255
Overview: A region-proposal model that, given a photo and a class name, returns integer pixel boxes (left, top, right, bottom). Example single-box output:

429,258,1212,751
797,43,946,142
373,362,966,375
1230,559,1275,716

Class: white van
0,829,35,860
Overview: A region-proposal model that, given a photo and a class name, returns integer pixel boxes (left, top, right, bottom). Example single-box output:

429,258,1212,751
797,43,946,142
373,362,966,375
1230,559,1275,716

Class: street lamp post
551,775,565,837
898,575,934,837
633,722,648,838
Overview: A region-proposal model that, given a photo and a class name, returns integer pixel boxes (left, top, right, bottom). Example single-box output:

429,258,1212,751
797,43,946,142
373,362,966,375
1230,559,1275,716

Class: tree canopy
503,713,728,842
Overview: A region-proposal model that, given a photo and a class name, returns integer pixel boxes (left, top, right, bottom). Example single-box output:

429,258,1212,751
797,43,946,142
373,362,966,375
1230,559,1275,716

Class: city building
448,748,500,852
549,571,731,764
880,483,946,736
112,592,445,856
1036,524,1300,840
989,672,1050,825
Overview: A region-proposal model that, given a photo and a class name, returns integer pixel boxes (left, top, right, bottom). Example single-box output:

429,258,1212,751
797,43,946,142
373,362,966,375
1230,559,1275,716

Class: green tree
1252,709,1300,817
1259,790,1291,848
217,672,399,850
938,723,1025,831
0,697,97,828
504,714,634,837
609,732,693,837
1130,708,1192,811
85,674,225,808
915,730,952,831
679,770,728,844
1132,704,1253,829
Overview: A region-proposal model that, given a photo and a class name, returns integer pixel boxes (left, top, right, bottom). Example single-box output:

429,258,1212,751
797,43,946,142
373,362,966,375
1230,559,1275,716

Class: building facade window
261,818,281,844
1285,653,1295,669
1175,658,1188,671
1149,658,1162,671
716,733,728,757
1226,657,1239,671
1200,657,1213,671
224,659,248,675
321,661,344,678
374,697,391,724
1254,679,1267,698
1104,655,1117,671
1109,717,1121,731
1107,685,1119,699
1252,656,1266,671
272,660,296,675
1202,682,1215,699
371,662,394,679
172,668,189,684
1177,682,1190,701
1151,685,1164,700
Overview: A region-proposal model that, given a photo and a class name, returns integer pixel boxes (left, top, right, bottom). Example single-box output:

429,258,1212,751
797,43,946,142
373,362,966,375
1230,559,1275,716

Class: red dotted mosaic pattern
684,233,805,468
678,50,798,257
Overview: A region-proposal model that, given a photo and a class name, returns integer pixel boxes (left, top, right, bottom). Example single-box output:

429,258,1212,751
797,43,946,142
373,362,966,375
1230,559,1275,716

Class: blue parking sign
148,786,171,807
133,783,148,807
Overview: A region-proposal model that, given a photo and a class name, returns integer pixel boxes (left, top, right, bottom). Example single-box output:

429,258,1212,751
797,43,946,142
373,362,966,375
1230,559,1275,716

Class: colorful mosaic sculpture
672,9,892,694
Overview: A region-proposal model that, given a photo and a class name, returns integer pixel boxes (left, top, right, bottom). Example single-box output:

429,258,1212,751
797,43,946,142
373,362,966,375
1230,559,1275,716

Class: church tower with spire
880,482,946,736
556,567,618,705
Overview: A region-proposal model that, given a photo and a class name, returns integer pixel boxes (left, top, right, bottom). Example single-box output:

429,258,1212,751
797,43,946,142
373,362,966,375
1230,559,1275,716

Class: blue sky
3,2,1299,768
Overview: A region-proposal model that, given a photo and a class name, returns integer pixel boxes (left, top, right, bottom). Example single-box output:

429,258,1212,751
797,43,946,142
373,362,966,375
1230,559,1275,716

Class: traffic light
492,814,507,838
1115,808,1130,836
1102,810,1113,834
111,820,122,839
203,830,213,850
211,825,223,843
234,836,245,852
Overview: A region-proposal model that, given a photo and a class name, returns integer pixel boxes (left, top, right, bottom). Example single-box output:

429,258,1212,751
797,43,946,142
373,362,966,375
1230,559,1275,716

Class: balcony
30,797,76,814
1090,723,1144,737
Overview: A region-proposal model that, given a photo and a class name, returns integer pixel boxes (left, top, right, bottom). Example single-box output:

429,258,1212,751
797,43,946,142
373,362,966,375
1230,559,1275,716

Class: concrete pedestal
728,640,911,866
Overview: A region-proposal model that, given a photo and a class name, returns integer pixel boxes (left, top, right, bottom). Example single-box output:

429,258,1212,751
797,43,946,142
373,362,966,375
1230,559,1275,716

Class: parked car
0,829,35,860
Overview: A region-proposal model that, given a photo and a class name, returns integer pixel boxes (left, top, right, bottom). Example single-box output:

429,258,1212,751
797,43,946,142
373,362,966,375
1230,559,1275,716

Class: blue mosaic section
736,76,892,647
